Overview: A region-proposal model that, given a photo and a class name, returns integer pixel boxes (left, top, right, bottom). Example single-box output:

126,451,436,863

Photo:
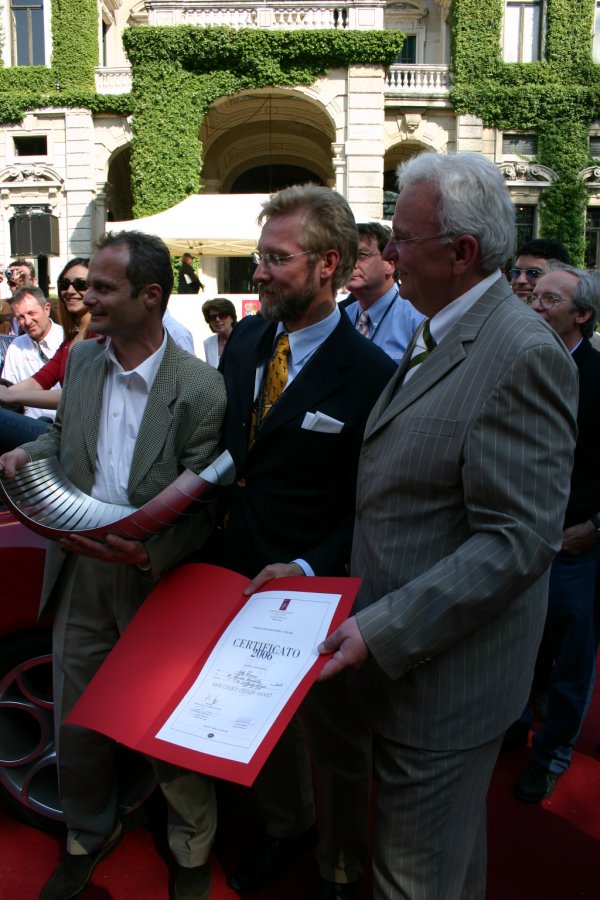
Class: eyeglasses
356,250,381,261
530,292,573,310
389,232,448,246
206,313,229,321
509,267,544,284
251,250,317,267
58,277,89,293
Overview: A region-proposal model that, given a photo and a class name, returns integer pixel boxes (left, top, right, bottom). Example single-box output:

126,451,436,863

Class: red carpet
2,684,600,900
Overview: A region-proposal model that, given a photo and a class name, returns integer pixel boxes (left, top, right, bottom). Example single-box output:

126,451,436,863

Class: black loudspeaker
9,212,60,257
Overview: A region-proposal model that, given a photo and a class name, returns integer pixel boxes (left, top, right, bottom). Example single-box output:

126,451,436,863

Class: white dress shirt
92,331,167,506
429,270,503,344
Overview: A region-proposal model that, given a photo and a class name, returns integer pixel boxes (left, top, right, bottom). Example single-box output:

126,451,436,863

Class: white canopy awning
106,193,272,257
107,192,390,257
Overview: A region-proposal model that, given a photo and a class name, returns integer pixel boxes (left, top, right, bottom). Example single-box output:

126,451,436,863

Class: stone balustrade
385,64,451,97
147,2,386,29
95,67,133,94
94,60,452,103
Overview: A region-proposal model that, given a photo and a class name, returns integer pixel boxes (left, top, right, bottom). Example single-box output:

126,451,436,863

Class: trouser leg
154,761,217,867
299,673,371,883
251,672,371,883
252,715,316,838
372,734,502,900
0,407,51,454
532,549,599,774
51,556,161,854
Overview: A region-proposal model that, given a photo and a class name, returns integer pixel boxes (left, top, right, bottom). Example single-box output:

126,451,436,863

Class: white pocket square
301,411,344,433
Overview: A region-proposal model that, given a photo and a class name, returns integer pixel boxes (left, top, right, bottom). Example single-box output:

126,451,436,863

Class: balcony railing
93,62,451,101
95,67,133,95
146,2,385,30
385,65,451,97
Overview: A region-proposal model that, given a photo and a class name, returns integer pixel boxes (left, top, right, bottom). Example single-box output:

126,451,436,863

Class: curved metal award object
0,450,236,541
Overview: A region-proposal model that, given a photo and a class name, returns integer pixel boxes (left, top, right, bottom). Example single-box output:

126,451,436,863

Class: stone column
343,65,386,220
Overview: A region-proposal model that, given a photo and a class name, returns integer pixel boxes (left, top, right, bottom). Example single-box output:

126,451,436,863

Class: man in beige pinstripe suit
0,231,226,900
319,153,578,899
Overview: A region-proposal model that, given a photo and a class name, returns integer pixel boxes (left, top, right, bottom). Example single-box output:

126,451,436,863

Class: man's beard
258,281,315,325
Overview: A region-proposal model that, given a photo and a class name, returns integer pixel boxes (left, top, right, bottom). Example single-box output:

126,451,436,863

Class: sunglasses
58,277,89,293
508,267,544,284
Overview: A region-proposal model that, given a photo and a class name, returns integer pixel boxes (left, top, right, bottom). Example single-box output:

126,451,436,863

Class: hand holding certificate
68,563,360,785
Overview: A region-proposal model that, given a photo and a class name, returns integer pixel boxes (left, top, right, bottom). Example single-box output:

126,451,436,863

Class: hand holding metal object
0,450,235,541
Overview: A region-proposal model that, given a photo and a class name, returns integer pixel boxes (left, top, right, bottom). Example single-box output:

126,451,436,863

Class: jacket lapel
251,316,351,446
364,281,509,441
240,321,276,420
79,351,107,485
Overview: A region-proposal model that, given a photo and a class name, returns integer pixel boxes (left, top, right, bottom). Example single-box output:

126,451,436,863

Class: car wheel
0,628,156,831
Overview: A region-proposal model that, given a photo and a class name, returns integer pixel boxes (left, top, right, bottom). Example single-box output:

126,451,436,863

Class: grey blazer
352,278,578,749
22,334,227,616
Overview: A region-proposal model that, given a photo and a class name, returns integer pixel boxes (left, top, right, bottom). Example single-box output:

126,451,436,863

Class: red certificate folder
68,563,360,786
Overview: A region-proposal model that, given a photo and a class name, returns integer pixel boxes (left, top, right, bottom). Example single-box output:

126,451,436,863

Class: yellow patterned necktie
249,333,291,446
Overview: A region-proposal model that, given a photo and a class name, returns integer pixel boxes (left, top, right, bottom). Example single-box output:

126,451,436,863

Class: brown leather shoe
39,824,123,900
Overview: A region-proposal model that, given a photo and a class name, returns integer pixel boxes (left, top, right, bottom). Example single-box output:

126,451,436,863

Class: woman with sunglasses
0,258,91,451
201,297,237,367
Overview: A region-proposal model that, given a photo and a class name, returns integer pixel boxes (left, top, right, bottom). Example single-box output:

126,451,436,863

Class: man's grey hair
395,152,516,274
10,285,48,308
546,260,600,339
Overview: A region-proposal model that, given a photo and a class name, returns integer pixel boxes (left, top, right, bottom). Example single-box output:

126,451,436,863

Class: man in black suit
513,262,600,801
216,184,396,900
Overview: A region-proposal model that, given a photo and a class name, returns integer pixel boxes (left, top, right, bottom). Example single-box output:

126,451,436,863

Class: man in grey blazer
0,231,226,900
319,153,578,899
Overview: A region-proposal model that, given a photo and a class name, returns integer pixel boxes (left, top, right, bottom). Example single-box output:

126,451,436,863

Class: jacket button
237,478,246,487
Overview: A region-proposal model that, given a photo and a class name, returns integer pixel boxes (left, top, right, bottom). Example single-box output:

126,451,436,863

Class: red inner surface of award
68,563,359,786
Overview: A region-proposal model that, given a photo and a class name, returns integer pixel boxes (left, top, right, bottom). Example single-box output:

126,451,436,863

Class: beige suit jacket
353,278,578,749
22,334,227,616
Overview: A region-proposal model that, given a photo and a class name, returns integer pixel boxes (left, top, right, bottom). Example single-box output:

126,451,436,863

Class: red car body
0,506,154,827
0,507,46,634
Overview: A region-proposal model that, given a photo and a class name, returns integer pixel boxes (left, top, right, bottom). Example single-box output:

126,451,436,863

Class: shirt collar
356,284,398,326
104,328,168,390
37,321,57,348
429,270,502,346
275,307,340,367
570,336,583,355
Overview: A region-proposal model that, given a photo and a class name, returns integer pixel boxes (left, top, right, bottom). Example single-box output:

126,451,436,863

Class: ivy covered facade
0,0,599,296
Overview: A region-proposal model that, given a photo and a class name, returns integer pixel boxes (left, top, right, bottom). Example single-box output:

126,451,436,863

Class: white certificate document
156,589,341,763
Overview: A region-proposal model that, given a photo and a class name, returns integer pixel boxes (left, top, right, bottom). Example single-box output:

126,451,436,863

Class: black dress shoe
171,862,211,900
228,827,315,892
39,823,123,900
515,761,560,802
314,878,359,900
